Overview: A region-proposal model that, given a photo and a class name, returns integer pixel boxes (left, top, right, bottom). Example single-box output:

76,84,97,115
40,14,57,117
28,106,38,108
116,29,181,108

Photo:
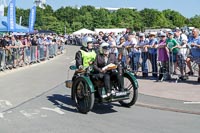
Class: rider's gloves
79,65,83,70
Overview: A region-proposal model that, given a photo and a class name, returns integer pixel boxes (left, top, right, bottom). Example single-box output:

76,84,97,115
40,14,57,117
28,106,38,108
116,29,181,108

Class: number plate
115,91,127,97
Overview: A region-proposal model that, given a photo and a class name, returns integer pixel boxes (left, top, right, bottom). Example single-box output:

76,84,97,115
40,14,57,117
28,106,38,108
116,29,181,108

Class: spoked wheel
73,77,94,114
119,74,138,107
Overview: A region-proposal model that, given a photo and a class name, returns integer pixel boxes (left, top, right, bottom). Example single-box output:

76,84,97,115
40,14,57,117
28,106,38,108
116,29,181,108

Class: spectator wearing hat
146,32,158,78
116,32,123,45
123,34,137,69
130,33,140,74
174,28,188,45
157,33,170,80
24,35,32,64
5,36,13,68
116,36,126,61
136,33,149,77
186,28,200,82
47,35,54,58
9,36,22,68
157,33,169,63
177,35,189,80
108,35,118,58
0,36,8,70
31,35,38,63
15,36,24,67
166,31,180,75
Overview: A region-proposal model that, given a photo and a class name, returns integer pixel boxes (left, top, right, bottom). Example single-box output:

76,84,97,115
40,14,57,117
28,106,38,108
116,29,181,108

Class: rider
93,42,124,98
75,36,96,70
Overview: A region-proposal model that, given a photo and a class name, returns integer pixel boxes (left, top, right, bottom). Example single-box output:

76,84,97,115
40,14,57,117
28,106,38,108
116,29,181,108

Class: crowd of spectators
0,33,65,71
66,28,200,82
1,28,199,83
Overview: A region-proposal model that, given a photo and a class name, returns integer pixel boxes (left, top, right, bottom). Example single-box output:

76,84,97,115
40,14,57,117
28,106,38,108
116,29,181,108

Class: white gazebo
72,28,95,35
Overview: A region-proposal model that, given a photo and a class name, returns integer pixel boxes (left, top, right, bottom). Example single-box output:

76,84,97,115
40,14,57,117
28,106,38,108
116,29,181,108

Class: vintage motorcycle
65,64,138,114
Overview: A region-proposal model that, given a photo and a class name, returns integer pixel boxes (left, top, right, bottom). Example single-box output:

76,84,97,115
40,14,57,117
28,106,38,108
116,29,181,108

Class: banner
29,6,36,32
0,5,4,16
7,0,16,31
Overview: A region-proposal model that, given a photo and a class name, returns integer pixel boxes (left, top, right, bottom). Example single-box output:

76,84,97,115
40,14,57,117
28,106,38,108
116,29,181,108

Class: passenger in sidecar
93,42,124,98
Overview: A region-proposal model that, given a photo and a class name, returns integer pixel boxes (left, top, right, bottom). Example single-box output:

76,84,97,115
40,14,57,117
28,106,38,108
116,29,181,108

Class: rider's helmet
99,42,110,55
82,36,93,48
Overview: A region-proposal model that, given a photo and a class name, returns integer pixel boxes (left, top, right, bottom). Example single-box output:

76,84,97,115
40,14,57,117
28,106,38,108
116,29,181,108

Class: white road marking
20,110,34,119
0,113,4,118
41,114,47,118
0,100,12,108
41,107,65,115
20,110,40,119
183,101,200,104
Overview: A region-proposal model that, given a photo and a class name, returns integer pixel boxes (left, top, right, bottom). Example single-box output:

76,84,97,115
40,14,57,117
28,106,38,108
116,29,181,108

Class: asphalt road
0,45,200,133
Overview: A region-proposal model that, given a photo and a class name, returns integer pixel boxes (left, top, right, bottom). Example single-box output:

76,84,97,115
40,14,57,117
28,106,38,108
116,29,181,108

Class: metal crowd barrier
0,43,64,71
123,47,200,82
0,48,6,70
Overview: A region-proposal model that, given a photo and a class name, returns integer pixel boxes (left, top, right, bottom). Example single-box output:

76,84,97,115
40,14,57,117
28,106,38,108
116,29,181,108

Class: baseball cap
168,31,174,35
139,33,145,37
160,33,166,37
174,27,181,32
149,32,156,36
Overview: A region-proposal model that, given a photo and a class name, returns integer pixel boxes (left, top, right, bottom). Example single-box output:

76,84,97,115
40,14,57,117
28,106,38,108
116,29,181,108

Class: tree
140,8,171,29
189,15,200,28
54,6,79,27
3,5,200,34
92,8,112,28
162,9,187,28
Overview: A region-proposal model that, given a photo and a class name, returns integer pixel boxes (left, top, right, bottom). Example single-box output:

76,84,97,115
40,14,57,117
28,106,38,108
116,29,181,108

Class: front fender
81,76,95,93
123,71,139,89
71,75,95,100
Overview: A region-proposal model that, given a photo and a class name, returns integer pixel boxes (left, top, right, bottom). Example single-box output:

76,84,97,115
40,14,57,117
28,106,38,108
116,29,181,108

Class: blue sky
14,0,200,18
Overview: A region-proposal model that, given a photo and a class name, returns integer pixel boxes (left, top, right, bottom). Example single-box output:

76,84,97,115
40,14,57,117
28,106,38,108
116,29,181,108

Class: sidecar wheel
73,77,94,114
119,74,138,107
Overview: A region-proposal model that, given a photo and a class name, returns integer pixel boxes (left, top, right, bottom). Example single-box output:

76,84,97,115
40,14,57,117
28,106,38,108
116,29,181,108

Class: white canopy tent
72,28,95,35
95,28,126,34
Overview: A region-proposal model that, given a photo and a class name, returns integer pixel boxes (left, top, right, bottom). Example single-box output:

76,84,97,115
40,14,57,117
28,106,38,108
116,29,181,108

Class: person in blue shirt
186,28,200,82
147,32,158,78
137,33,149,77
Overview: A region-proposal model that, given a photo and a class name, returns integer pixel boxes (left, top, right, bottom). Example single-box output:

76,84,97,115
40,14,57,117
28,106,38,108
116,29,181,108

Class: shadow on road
47,94,118,114
91,103,118,114
47,94,78,113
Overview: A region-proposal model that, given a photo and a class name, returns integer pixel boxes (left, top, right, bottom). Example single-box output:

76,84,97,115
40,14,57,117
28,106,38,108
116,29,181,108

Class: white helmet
99,42,110,54
82,36,93,47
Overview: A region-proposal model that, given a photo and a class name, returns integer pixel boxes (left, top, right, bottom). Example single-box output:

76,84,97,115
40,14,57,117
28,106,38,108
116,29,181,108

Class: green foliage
140,8,171,29
162,9,186,28
3,5,200,34
188,15,200,29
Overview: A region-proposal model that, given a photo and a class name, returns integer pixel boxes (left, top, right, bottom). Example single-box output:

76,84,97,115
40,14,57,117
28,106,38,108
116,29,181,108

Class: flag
29,6,36,32
7,0,16,31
